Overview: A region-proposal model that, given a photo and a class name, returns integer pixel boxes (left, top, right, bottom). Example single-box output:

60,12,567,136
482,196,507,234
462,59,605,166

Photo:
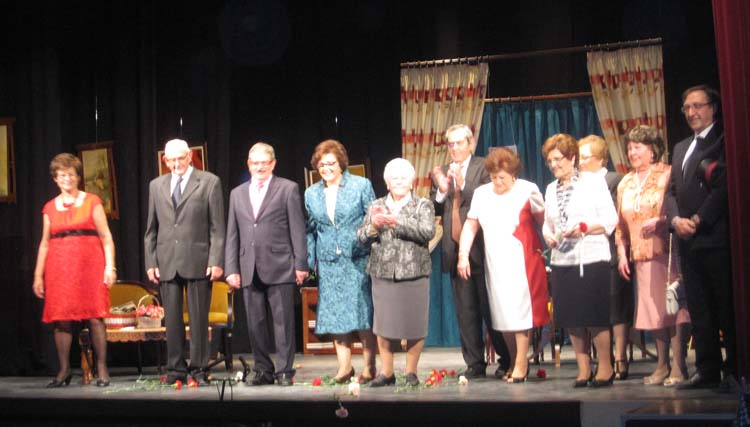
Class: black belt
50,229,98,239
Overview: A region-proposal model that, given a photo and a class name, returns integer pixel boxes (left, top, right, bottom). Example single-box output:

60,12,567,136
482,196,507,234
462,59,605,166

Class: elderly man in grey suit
225,142,308,386
144,138,225,386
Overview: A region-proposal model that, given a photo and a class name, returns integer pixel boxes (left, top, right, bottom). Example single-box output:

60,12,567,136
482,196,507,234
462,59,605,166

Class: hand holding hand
673,217,696,238
226,273,241,289
207,266,224,281
544,235,558,249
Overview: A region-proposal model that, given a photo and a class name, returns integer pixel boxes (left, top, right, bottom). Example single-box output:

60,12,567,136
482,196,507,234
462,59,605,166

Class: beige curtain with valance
401,63,489,197
587,45,667,173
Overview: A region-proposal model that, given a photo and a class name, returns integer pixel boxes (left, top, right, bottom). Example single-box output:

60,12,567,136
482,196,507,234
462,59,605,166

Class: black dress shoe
369,374,396,387
276,373,294,386
461,366,486,379
677,372,720,390
46,372,73,388
96,378,110,387
333,367,355,384
494,365,508,380
404,373,420,387
247,371,275,386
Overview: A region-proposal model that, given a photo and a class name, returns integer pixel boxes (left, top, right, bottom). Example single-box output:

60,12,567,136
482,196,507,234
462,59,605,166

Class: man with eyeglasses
430,124,510,380
665,85,736,390
225,142,308,386
144,138,225,386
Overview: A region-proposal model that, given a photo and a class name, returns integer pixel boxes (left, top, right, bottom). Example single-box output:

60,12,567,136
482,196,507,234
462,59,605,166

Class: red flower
536,368,547,379
312,377,322,386
187,378,198,388
439,369,448,377
174,380,183,390
160,375,167,384
448,369,456,377
579,222,588,234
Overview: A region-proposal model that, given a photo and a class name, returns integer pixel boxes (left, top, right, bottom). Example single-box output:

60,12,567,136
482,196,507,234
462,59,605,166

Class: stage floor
0,347,739,427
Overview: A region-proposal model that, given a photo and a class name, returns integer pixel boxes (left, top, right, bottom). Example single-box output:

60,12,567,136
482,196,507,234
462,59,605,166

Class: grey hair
383,157,416,184
445,124,476,152
248,142,276,160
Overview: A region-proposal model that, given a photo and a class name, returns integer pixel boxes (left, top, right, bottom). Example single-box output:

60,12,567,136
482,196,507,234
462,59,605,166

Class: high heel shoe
46,372,72,388
359,368,377,384
96,378,110,387
507,366,530,384
591,372,616,388
573,372,594,388
333,367,355,384
643,369,670,386
369,374,396,387
614,360,629,381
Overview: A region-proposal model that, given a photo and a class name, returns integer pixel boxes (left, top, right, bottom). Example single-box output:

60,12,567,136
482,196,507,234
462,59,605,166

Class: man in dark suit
225,142,308,386
665,85,735,389
144,139,225,385
430,124,509,379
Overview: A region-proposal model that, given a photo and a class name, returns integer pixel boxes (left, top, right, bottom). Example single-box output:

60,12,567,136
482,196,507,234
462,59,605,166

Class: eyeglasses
546,156,567,166
317,161,338,169
446,140,466,148
681,102,710,113
55,173,78,180
164,155,188,164
250,160,273,167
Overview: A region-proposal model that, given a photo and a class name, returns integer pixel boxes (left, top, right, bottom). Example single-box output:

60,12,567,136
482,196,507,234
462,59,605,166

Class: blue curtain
425,96,602,347
476,96,602,191
426,248,461,346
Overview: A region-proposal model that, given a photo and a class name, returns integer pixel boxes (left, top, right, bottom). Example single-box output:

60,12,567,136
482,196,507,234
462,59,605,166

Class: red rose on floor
439,369,448,377
174,380,183,390
160,375,167,384
536,368,547,379
579,222,588,233
449,369,456,377
312,377,322,386
187,378,198,388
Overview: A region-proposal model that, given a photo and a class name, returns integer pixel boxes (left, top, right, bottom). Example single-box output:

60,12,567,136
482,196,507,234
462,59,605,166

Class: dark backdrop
0,0,719,374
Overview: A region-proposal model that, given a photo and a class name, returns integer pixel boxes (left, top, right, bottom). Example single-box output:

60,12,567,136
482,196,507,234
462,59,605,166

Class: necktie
451,180,462,243
251,180,265,213
172,177,183,207
683,137,704,178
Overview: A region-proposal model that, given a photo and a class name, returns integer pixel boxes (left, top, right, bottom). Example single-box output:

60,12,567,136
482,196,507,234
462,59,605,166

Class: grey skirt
371,276,429,340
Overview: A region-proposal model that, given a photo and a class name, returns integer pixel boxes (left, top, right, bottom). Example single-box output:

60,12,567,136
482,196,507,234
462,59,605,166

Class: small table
106,326,210,375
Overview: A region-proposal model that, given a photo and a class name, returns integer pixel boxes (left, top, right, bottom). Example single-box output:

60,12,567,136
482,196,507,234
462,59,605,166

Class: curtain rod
485,91,592,103
400,37,662,68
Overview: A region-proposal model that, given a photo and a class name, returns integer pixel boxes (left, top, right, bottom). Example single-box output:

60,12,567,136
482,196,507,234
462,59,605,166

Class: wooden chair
182,280,234,371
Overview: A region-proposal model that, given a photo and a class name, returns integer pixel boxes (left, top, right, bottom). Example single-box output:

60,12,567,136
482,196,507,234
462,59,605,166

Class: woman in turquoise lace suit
305,140,378,383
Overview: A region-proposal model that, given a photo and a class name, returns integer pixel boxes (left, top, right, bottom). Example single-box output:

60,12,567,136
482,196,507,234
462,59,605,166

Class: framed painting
305,163,368,188
77,141,119,219
157,144,207,176
0,118,16,203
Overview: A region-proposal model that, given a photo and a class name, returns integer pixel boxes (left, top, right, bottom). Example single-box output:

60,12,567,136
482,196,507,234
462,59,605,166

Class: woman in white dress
457,147,549,383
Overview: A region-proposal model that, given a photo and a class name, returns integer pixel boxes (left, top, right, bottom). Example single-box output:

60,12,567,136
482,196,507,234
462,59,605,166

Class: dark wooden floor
0,348,739,427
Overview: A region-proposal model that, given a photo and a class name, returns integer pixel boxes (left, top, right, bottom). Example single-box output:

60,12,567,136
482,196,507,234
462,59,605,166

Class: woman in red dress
32,153,117,387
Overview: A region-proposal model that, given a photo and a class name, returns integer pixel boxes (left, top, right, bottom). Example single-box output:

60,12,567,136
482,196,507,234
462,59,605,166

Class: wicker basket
105,301,137,329
136,295,163,329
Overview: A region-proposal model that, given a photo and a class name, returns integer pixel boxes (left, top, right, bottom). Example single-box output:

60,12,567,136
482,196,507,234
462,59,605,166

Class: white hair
383,157,416,184
445,124,477,152
164,139,190,157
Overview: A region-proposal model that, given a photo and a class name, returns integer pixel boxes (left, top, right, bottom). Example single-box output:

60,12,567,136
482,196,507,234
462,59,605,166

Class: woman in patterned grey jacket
357,158,435,387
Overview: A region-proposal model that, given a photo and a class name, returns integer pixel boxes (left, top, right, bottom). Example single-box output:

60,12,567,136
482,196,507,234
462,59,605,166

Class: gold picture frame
77,141,119,219
0,118,16,203
305,163,368,188
157,144,207,176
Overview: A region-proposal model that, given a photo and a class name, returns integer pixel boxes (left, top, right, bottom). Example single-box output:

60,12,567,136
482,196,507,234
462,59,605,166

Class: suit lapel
255,176,278,220
178,172,201,210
